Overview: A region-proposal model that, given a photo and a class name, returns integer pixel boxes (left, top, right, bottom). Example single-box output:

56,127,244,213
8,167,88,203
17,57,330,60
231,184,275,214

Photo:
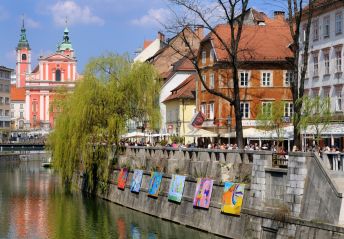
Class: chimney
194,25,204,39
274,11,285,20
157,31,165,42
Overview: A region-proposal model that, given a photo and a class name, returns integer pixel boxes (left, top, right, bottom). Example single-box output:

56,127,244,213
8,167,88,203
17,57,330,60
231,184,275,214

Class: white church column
68,64,71,81
45,95,50,122
40,94,44,121
25,92,30,121
39,63,43,80
73,64,76,81
28,53,31,73
45,64,48,80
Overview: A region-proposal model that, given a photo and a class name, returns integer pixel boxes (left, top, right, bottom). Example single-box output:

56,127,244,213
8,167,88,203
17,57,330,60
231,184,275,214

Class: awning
221,126,294,139
121,132,146,138
151,133,170,137
185,128,218,137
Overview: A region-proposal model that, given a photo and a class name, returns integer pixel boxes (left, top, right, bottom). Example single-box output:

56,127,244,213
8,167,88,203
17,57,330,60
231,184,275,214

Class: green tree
298,95,331,147
49,53,160,191
256,101,290,150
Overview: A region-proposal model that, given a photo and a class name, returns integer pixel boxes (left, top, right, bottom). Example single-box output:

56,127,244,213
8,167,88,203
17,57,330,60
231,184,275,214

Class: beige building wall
0,67,12,134
165,99,196,144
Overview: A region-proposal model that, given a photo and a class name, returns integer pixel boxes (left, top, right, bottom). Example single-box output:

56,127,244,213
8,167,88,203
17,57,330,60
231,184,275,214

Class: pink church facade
16,22,78,129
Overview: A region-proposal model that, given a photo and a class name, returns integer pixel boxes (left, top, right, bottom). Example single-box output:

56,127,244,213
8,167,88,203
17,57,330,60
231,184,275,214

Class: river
0,159,221,239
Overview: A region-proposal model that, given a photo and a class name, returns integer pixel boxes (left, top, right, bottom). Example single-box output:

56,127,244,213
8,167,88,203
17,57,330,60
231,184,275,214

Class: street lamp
227,115,232,145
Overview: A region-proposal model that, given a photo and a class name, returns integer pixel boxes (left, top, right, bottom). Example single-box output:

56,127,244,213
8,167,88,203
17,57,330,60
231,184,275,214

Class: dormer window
202,51,206,65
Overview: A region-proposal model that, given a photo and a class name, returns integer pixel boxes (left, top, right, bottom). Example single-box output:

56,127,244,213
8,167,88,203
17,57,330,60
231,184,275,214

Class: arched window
55,69,61,82
22,54,27,61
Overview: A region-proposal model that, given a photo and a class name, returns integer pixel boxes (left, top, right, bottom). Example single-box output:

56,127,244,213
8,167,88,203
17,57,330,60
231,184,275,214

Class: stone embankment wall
0,153,19,160
78,147,344,239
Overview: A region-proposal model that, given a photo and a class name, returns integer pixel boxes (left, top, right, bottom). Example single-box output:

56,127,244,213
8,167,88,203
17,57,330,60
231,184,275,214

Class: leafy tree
167,0,249,149
48,53,161,191
298,95,331,147
256,101,290,150
286,0,316,149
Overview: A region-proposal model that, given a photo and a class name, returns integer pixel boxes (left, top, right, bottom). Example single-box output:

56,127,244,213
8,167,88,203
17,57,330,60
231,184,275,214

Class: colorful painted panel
221,182,245,215
117,168,129,190
147,172,163,197
168,174,186,202
130,170,143,193
193,178,213,209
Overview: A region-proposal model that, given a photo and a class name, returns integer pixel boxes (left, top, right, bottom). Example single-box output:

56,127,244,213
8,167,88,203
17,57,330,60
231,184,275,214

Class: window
218,74,224,88
324,53,330,75
201,74,206,91
22,54,27,61
20,112,23,118
336,89,343,112
200,103,206,115
4,85,9,92
313,19,319,41
0,84,3,91
284,102,293,117
0,109,3,116
240,102,250,119
336,12,342,35
202,51,207,64
240,71,249,87
302,24,307,43
11,103,14,109
261,72,272,86
208,102,214,120
323,16,330,38
11,112,14,118
4,121,9,128
262,102,272,116
5,97,9,105
209,48,214,63
0,97,3,104
20,104,23,109
285,71,293,86
336,49,342,72
209,73,214,89
5,110,9,116
55,69,61,82
313,54,319,76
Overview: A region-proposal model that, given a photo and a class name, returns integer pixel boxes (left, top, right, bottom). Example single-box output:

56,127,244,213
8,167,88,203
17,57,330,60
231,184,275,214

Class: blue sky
0,0,277,73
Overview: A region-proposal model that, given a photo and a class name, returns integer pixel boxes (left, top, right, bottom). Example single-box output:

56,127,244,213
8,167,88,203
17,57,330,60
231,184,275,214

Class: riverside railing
323,152,344,171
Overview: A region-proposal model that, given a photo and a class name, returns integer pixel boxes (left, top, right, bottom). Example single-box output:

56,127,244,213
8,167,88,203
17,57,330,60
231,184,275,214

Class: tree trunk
293,106,301,150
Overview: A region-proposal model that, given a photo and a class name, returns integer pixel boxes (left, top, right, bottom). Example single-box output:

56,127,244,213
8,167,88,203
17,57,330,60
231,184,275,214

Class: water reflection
0,160,221,239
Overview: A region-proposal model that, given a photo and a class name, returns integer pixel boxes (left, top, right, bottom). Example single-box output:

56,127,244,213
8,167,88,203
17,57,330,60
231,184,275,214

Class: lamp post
227,115,232,145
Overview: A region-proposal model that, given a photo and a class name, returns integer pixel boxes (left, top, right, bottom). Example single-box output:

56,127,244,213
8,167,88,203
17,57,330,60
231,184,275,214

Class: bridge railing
323,153,344,171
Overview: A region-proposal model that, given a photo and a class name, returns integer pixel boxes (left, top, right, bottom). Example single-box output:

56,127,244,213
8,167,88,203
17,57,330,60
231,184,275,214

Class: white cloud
50,1,104,26
0,6,9,21
131,8,170,27
25,17,40,28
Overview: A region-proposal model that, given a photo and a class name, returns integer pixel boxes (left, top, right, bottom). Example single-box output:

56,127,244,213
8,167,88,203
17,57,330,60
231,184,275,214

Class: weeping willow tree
49,53,161,191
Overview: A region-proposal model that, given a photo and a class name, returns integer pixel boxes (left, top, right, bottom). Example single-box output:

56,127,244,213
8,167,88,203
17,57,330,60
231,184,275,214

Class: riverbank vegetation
49,53,161,191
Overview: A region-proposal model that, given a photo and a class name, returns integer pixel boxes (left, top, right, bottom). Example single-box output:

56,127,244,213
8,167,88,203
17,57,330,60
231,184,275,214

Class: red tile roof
163,74,196,103
10,85,25,101
172,57,195,71
204,18,292,62
143,40,153,49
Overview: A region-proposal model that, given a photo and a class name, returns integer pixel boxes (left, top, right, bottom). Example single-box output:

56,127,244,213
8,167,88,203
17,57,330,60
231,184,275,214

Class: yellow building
163,74,196,144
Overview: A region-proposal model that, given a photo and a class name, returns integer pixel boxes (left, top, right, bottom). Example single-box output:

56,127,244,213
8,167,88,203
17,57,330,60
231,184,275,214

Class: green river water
0,160,221,239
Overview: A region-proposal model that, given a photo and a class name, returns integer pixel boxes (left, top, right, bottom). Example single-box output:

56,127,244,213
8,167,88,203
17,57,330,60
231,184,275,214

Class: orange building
16,21,78,129
196,11,293,142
